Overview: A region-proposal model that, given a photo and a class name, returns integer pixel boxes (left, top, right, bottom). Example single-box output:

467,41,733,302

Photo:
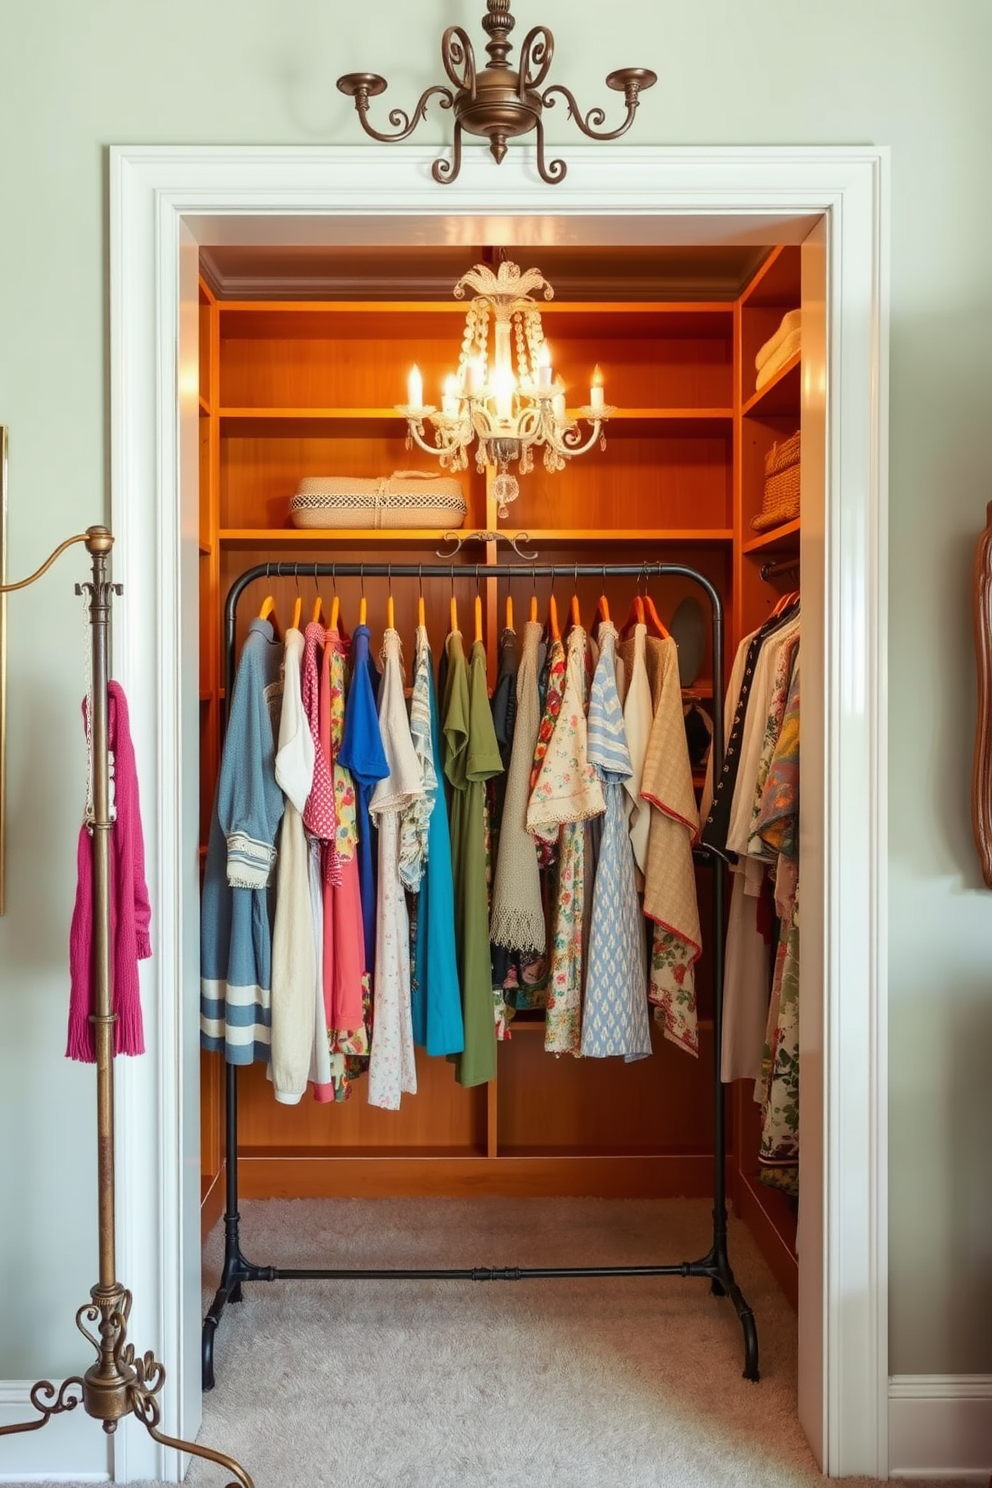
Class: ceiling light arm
441,26,478,96
517,26,555,97
432,120,464,185
542,67,658,143
336,75,455,145
533,113,567,185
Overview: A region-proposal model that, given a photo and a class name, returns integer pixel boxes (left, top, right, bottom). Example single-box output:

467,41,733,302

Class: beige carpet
27,1197,957,1487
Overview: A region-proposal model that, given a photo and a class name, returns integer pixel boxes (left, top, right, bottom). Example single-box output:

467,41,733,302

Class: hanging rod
759,555,799,582
226,559,722,633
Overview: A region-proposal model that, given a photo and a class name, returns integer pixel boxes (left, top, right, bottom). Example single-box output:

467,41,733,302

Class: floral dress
754,650,801,1193
581,623,651,1061
528,627,605,1057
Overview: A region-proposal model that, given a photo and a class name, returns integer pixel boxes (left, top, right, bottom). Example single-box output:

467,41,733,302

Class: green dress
443,633,503,1087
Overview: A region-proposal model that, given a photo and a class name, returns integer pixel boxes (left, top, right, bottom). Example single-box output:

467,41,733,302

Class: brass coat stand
0,527,253,1488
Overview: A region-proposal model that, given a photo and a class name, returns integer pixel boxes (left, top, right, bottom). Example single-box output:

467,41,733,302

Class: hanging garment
489,625,518,830
758,902,800,1194
407,625,464,1057
269,626,319,1105
530,626,605,1057
367,628,423,1110
490,617,546,964
529,633,567,867
754,649,801,1191
445,632,503,1087
581,623,651,1061
634,634,702,1057
488,624,520,1017
338,622,389,979
720,626,800,1083
321,626,367,1070
745,631,801,865
700,605,797,858
617,621,653,888
200,618,284,1064
301,620,337,878
67,681,152,1062
725,615,800,863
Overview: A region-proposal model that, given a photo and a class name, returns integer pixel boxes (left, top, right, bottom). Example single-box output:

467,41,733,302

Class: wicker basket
764,431,801,477
289,472,466,530
751,431,801,532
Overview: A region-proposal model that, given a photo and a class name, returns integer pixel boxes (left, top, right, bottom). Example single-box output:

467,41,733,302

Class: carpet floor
25,1196,955,1487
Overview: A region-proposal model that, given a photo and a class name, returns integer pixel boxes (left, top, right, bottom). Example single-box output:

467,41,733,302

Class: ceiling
198,243,771,302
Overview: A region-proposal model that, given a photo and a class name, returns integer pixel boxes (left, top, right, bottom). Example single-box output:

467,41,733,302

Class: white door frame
107,143,889,1483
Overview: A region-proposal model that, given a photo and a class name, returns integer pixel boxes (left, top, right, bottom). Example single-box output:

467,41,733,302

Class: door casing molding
105,142,889,1483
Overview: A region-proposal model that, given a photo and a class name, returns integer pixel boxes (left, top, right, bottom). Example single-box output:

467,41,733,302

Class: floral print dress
581,623,651,1061
528,626,604,1057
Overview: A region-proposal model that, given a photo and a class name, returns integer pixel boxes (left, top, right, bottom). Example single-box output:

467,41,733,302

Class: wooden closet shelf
741,519,800,555
216,407,734,437
218,527,484,549
741,354,801,418
519,528,733,546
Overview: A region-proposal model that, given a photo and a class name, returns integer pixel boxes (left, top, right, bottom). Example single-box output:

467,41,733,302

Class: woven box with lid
289,472,467,530
751,431,800,533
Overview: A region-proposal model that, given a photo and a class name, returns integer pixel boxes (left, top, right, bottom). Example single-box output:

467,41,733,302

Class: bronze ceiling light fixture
336,0,657,186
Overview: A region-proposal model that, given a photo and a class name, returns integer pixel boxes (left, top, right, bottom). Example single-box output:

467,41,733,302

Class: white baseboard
889,1375,992,1481
0,1383,111,1483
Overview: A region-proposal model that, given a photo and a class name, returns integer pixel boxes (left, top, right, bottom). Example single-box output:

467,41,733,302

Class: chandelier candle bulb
408,364,424,411
552,382,567,424
590,365,605,414
442,375,460,417
537,342,553,387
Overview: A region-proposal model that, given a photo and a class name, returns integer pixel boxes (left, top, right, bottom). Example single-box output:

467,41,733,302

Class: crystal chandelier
397,260,614,518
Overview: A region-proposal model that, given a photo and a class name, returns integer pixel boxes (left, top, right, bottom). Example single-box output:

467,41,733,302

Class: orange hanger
529,593,538,623
547,592,560,643
593,590,611,630
358,567,367,627
772,588,800,617
505,591,514,631
257,593,280,639
449,569,458,633
417,565,426,629
474,593,483,644
386,567,395,631
311,595,324,625
641,592,670,639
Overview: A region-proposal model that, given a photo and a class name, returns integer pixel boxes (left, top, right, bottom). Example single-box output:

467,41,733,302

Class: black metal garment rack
201,557,759,1389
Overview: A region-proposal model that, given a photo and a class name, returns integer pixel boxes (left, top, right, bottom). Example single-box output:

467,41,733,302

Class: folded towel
755,327,801,390
755,308,801,372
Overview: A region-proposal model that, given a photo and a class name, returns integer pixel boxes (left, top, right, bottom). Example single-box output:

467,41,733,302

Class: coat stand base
0,1280,254,1486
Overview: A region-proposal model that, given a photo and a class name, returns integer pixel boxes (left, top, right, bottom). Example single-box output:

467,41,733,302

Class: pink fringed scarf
66,681,151,1061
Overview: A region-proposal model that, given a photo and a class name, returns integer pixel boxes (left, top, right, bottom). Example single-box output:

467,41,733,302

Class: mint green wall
1,0,990,1382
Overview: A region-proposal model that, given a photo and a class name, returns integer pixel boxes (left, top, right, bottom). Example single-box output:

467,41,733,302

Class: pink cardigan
66,682,151,1061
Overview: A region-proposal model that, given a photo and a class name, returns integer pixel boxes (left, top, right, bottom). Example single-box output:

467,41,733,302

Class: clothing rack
0,528,253,1488
201,557,760,1391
